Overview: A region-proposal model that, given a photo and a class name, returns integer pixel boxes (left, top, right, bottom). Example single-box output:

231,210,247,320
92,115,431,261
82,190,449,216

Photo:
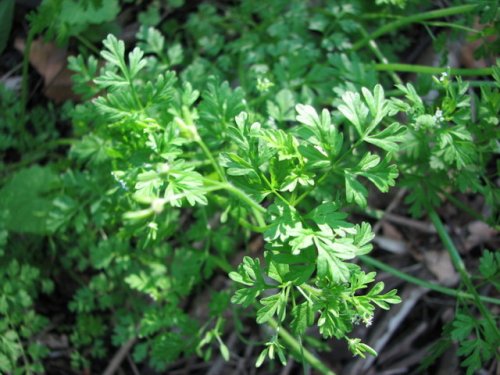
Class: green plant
1,0,499,373
419,249,500,375
380,67,500,373
391,71,499,223
56,32,405,370
0,254,53,374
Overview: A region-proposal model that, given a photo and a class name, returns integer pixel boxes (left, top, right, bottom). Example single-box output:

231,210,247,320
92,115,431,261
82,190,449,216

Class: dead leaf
382,221,404,241
14,37,78,102
249,234,264,254
465,220,498,251
460,18,497,69
423,250,459,286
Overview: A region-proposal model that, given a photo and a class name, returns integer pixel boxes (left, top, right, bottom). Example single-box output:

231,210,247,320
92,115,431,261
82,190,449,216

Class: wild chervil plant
1,0,499,374
393,72,500,222
392,70,500,375
63,33,403,369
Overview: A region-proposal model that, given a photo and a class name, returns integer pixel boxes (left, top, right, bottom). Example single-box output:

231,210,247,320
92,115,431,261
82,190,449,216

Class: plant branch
75,34,100,55
102,337,138,375
419,21,481,34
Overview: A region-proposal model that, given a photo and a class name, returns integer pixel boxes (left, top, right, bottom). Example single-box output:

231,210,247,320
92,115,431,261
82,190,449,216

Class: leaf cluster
1,0,498,373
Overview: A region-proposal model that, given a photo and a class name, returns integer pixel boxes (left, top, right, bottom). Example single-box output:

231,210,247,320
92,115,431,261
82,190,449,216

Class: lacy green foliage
29,0,120,44
0,166,59,234
419,250,500,375
55,30,403,369
1,0,499,373
391,70,500,224
0,86,59,165
479,250,500,290
450,250,500,375
389,68,500,374
0,258,53,374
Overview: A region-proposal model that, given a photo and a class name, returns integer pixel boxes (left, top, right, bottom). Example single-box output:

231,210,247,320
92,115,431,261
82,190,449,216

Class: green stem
353,4,478,50
1,138,77,176
20,29,35,127
204,179,266,227
359,13,402,20
260,173,291,207
294,171,329,206
184,108,227,183
441,191,492,225
249,90,274,108
75,34,100,55
122,66,143,110
129,82,143,110
238,217,267,233
453,80,498,87
209,254,233,273
428,211,466,276
358,25,402,86
221,182,266,214
213,255,336,375
210,194,267,232
360,255,500,305
420,21,481,34
428,210,500,339
268,318,336,375
374,63,493,76
197,137,227,182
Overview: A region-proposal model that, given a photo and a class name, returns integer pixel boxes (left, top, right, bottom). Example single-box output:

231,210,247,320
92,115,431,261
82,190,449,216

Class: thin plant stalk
374,63,493,76
203,179,266,227
353,4,478,50
358,25,402,86
212,255,336,375
441,191,494,226
428,210,500,339
359,255,500,305
20,29,35,127
75,34,100,54
420,21,481,34
268,318,336,375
